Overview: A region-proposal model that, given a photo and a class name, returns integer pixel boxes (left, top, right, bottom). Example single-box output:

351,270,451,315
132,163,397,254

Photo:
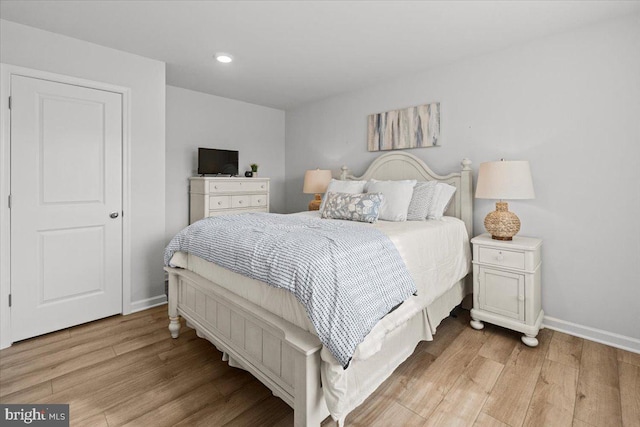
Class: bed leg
293,350,329,427
167,271,181,339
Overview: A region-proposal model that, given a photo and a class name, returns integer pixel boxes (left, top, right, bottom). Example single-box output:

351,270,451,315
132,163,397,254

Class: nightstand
469,233,543,347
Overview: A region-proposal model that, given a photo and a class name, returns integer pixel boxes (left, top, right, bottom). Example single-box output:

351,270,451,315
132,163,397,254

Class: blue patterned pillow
321,192,383,223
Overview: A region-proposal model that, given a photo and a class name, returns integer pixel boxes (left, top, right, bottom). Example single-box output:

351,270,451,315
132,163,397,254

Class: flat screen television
197,148,239,175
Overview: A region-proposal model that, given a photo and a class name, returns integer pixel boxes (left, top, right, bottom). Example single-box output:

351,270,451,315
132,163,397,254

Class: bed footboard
165,267,330,427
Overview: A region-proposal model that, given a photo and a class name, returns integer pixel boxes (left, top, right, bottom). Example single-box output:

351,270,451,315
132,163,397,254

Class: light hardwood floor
1,305,638,426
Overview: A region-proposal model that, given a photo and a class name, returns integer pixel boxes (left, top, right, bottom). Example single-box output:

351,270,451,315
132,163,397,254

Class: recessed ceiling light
214,53,233,63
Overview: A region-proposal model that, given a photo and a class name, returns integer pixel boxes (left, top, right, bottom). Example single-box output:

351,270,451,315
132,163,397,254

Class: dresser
469,233,543,347
189,177,270,224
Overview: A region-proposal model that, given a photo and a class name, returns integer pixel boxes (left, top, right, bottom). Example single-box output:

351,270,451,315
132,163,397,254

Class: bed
165,151,473,426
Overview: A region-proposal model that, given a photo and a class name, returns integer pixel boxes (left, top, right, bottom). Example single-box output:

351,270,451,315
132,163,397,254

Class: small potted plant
250,163,259,177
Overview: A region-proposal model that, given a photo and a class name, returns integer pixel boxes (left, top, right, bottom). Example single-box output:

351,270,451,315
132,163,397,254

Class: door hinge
8,96,11,110
7,194,11,209
8,294,11,307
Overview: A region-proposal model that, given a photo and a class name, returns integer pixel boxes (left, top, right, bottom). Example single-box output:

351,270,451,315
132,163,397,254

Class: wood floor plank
574,340,622,426
422,314,466,358
0,329,70,360
0,346,117,397
0,317,162,381
0,380,52,404
222,395,292,427
173,380,273,427
398,327,487,418
522,358,578,427
481,327,552,427
106,358,230,426
618,348,640,368
72,412,109,427
473,412,510,427
572,418,596,427
477,325,519,365
45,341,220,422
547,331,583,369
51,328,198,393
0,313,158,370
425,355,503,427
344,345,435,425
619,361,640,427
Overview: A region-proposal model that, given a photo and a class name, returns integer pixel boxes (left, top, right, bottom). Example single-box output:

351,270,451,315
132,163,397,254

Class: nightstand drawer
209,196,230,210
478,247,525,270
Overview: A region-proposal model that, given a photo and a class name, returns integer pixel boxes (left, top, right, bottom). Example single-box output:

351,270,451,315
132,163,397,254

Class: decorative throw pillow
406,181,438,221
427,183,457,220
319,179,367,212
320,192,383,223
365,180,417,221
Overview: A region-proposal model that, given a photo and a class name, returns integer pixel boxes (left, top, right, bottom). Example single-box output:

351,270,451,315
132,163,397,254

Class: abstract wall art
367,102,440,151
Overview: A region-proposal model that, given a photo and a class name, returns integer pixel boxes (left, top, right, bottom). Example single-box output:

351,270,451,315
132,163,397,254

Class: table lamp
303,169,332,211
475,159,535,240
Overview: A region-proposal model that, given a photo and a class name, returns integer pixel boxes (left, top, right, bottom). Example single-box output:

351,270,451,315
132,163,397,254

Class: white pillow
319,179,367,212
427,183,457,220
365,180,416,221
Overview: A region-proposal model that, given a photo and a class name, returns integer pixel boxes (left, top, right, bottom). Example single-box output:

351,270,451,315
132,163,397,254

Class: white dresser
189,177,270,224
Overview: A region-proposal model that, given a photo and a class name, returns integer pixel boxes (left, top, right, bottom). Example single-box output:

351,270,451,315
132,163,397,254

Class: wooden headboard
340,152,473,237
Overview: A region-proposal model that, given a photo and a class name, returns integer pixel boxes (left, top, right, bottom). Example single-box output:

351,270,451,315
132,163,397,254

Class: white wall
165,86,285,242
285,15,640,346
0,20,166,307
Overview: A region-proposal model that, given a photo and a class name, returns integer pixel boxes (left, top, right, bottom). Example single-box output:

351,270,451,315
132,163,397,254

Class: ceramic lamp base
308,194,322,211
484,201,521,240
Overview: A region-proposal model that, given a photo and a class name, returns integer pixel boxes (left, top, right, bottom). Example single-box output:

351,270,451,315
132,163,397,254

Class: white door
10,75,123,342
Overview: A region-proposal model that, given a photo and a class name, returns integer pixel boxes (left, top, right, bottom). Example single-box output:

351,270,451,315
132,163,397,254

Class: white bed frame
166,152,473,426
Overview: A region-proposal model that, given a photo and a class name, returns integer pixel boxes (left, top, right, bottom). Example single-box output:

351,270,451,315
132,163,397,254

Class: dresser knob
239,200,243,204
218,201,222,206
214,186,218,189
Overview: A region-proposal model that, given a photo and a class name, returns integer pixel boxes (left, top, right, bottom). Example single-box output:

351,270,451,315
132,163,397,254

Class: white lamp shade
475,160,535,200
303,169,332,194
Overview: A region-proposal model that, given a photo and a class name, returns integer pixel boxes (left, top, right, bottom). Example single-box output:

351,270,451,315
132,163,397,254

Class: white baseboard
543,315,640,354
130,294,167,313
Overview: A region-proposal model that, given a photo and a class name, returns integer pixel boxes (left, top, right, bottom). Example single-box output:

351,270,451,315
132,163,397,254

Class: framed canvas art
367,102,440,151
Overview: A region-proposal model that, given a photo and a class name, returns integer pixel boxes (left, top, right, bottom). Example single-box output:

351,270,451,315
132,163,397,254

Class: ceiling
1,1,638,110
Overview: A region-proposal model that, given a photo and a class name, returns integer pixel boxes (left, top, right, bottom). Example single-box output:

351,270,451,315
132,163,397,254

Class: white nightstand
469,233,544,347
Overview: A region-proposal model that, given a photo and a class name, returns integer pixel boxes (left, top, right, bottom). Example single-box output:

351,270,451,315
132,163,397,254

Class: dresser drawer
478,247,525,270
231,195,251,208
251,194,267,207
209,196,230,210
209,181,268,193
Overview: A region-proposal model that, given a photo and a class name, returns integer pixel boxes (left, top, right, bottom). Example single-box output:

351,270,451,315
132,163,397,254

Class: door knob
110,212,119,219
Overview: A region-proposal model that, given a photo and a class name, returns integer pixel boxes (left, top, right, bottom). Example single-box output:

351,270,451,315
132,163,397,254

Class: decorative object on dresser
303,169,332,211
367,102,440,151
470,233,543,347
475,159,535,240
250,163,259,177
189,177,269,224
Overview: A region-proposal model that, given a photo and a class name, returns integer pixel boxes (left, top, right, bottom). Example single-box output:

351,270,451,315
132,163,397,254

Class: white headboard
340,152,473,237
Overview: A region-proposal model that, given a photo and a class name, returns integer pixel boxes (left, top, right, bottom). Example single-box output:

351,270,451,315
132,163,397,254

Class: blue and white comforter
164,213,416,368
